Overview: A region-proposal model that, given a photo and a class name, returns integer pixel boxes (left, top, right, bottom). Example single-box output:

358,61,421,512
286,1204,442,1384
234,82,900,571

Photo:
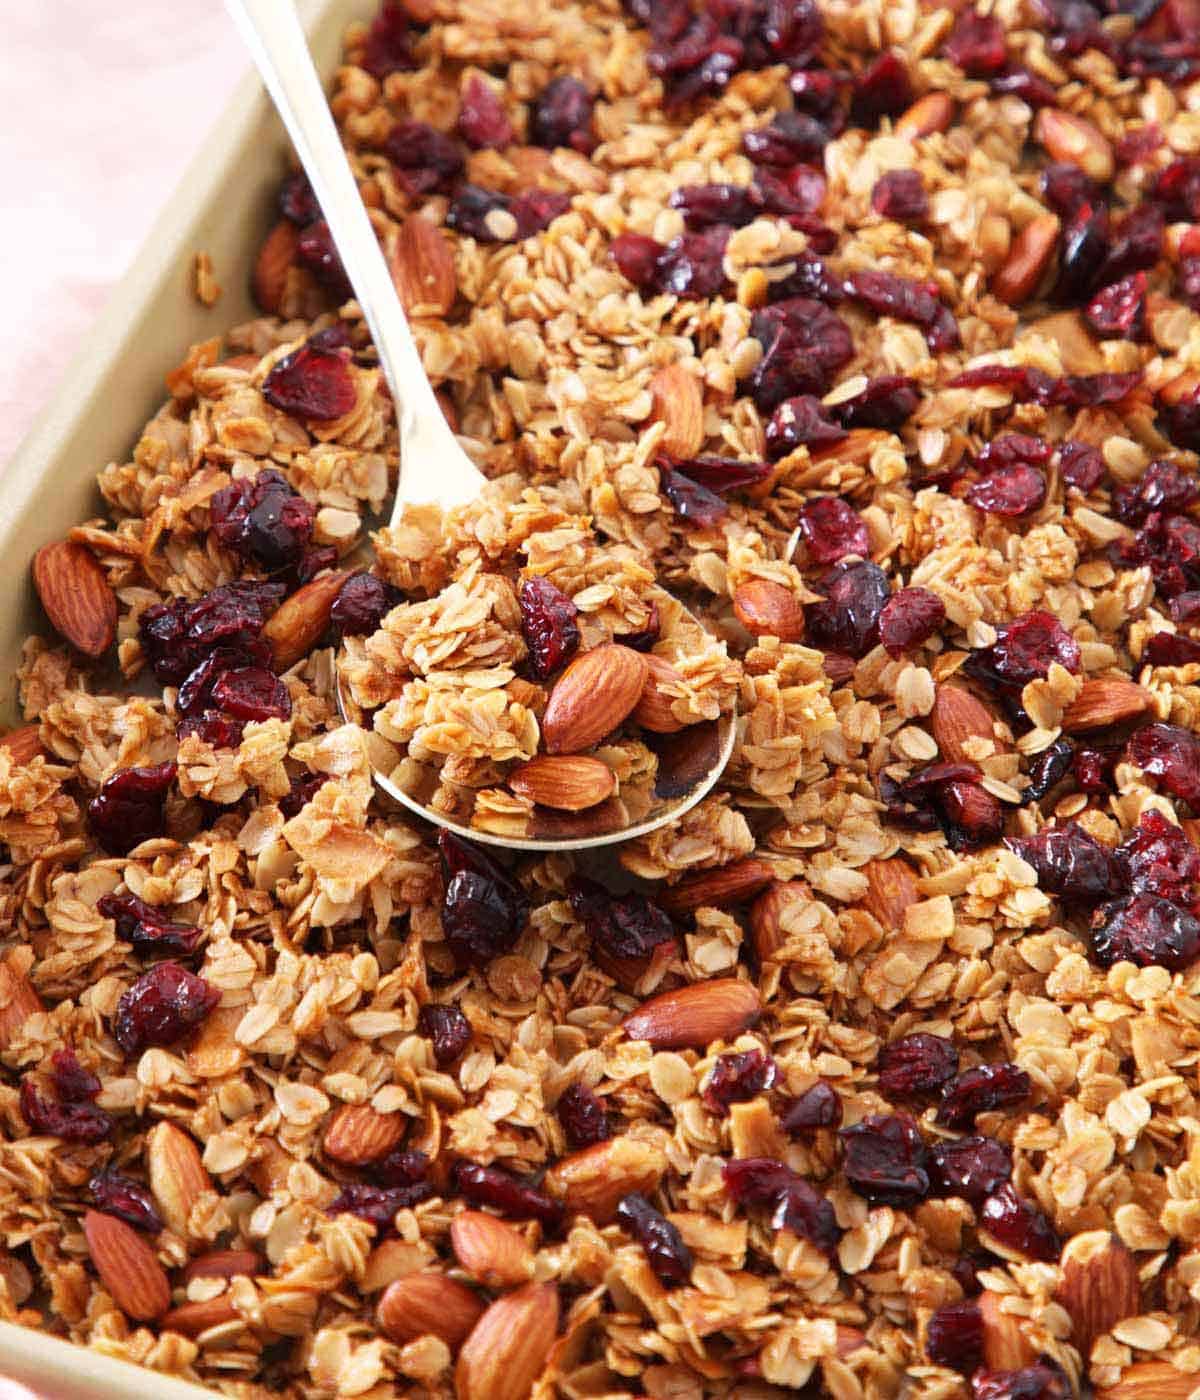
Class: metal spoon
225,0,736,851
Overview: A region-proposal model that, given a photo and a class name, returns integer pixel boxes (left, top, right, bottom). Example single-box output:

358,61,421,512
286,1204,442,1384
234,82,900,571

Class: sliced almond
32,540,117,658
263,569,348,670
0,953,42,1051
1035,108,1114,183
1095,1362,1200,1399
182,1249,261,1284
1055,1231,1140,1357
543,1136,667,1224
1062,678,1152,732
253,219,299,314
83,1210,170,1321
377,1270,485,1347
508,755,616,811
542,644,649,755
861,858,920,928
648,363,704,458
632,653,689,734
749,880,812,961
622,978,761,1049
895,92,955,138
931,684,1000,763
391,213,457,318
147,1121,211,1238
450,1211,534,1288
0,726,45,766
323,1104,407,1165
456,1282,559,1400
733,579,805,643
660,857,775,916
162,1296,241,1337
991,214,1060,306
978,1289,1036,1371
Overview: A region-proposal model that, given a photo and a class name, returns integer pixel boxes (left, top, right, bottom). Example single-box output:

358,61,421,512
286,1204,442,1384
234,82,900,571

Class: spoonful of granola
225,0,738,850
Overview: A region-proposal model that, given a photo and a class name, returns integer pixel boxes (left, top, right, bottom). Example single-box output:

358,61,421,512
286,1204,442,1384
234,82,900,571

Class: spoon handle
224,0,483,513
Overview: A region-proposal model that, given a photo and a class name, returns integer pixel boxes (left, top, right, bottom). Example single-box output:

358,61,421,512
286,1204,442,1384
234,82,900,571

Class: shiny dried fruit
557,1083,610,1147
112,962,220,1055
936,1063,1031,1128
799,496,869,563
616,1192,692,1287
529,75,595,153
98,892,202,959
878,1034,959,1099
569,878,675,960
417,1002,472,1065
840,1112,930,1205
262,343,357,421
722,1157,840,1251
871,168,928,221
878,587,945,656
702,1048,777,1115
1005,823,1116,907
439,831,529,967
211,468,315,571
1092,893,1200,969
928,1134,1012,1205
781,1081,842,1133
90,1172,163,1234
978,1183,1060,1261
805,560,890,657
454,1161,563,1229
927,1300,984,1373
87,762,177,857
457,74,514,150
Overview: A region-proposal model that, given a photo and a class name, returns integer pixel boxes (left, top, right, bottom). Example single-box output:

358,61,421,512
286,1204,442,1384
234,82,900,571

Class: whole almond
733,579,805,643
991,214,1060,306
660,857,775,916
1062,678,1152,732
0,954,42,1051
391,213,457,318
632,653,689,734
861,858,920,928
450,1210,534,1288
324,1104,407,1165
509,755,616,811
648,363,704,458
84,1210,170,1321
162,1296,241,1337
33,540,117,658
456,1283,558,1400
1055,1231,1140,1357
377,1270,484,1347
263,569,348,670
931,685,999,763
895,91,955,138
1095,1362,1200,1399
1035,108,1114,182
543,1136,667,1224
147,1121,211,1238
0,726,44,766
182,1249,261,1284
253,219,299,314
622,978,761,1049
978,1289,1036,1371
542,644,649,754
749,880,812,961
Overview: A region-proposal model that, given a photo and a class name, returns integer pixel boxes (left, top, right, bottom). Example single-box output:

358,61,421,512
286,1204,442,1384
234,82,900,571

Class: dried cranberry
878,1034,959,1099
1127,721,1200,804
383,121,464,196
850,51,913,125
756,0,825,65
1121,36,1200,82
176,644,271,718
926,1300,984,1373
656,227,732,298
745,298,855,410
1092,893,1200,969
19,1079,111,1143
966,610,1080,690
651,19,743,110
510,190,572,239
1040,163,1098,218
295,220,352,298
99,892,202,959
1147,631,1200,666
832,375,919,429
879,588,945,657
139,581,285,686
211,469,316,571
949,365,1055,401
519,577,580,680
1159,387,1200,453
665,456,773,495
788,68,846,122
417,1003,472,1066
359,1,417,78
616,1193,692,1286
844,270,960,351
446,184,512,241
928,1134,1012,1204
279,770,327,819
671,182,760,229
972,1363,1071,1400
1178,255,1200,312
1023,739,1074,803
722,1158,840,1251
51,1049,100,1104
702,1049,777,1115
990,65,1057,105
439,831,529,966
1034,0,1113,56
743,111,829,168
569,878,675,960
764,395,846,460
978,1183,1060,1260
1058,440,1105,493
1172,591,1200,623
1005,824,1116,907
967,463,1046,517
871,169,928,222
1048,370,1141,409
263,344,356,421
936,1063,1031,1129
1056,202,1110,304
1085,272,1147,340
1115,808,1200,902
529,76,595,153
1152,156,1200,220
90,1172,163,1233
765,248,844,303
210,668,291,722
112,962,220,1055
331,573,397,639
798,497,869,564
1116,122,1162,165
557,1083,610,1146
87,762,176,856
841,1113,929,1206
279,175,319,230
177,711,245,749
805,560,890,657
781,1081,842,1134
660,466,727,526
1073,745,1117,793
327,1181,433,1228
453,1161,562,1229
1114,459,1200,523
372,1149,429,1190
457,75,514,149
1103,204,1164,283
610,232,664,290
943,9,1007,72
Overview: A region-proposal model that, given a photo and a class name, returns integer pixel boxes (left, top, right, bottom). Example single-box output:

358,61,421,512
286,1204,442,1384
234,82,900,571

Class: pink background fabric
1,4,245,464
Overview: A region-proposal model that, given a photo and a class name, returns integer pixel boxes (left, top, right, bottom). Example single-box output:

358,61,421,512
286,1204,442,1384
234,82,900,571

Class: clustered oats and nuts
17,0,1200,1395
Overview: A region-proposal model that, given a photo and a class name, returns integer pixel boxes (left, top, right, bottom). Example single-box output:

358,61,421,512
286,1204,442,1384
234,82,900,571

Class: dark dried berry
616,1192,692,1287
1152,155,1200,220
417,1003,472,1066
665,456,772,495
519,577,580,680
177,711,245,749
1085,272,1147,341
90,1172,163,1233
879,588,945,657
87,762,177,857
510,190,572,239
112,962,220,1055
1034,0,1114,57
878,1034,959,1099
457,75,514,150
51,1049,100,1104
805,560,890,657
98,892,202,959
139,581,285,686
1023,738,1074,803
210,668,291,722
383,121,464,196
1056,202,1110,304
978,1183,1060,1261
177,644,272,719
943,9,1008,73
656,227,732,298
799,497,869,565
279,173,320,227
372,1149,430,1190
453,1161,563,1229
926,1300,984,1373
1179,255,1200,312
871,169,928,222
840,1113,930,1205
1115,122,1162,166
610,232,664,290
844,270,960,351
1126,721,1200,804
971,1363,1070,1400
990,65,1057,105
1147,630,1200,667
557,1083,610,1146
702,1049,777,1115
967,463,1046,517
936,1063,1031,1129
278,770,327,819
331,573,398,639
295,220,352,298
764,395,846,461
327,1181,434,1228
788,68,845,120
439,831,529,966
1172,591,1200,623
831,375,919,430
660,466,727,526
1114,459,1200,524
949,364,1055,401
744,298,854,410
1092,893,1200,970
781,1081,842,1134
1058,440,1105,493
928,1134,1012,1205
966,610,1081,689
850,51,913,125
671,182,760,229
569,878,675,960
359,1,417,78
211,469,316,571
1073,745,1117,793
529,76,595,153
1116,807,1200,902
1005,824,1116,908
262,344,357,421
765,248,844,303
1040,162,1098,218
1047,370,1141,409
19,1078,111,1143
722,1158,840,1251
446,184,513,241
757,0,825,66
1099,203,1164,284
743,110,829,166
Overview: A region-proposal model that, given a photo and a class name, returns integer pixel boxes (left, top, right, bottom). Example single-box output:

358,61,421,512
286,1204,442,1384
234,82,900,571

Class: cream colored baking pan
0,0,369,1392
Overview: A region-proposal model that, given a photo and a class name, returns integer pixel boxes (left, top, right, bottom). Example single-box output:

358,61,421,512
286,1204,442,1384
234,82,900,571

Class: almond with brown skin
83,1210,170,1321
648,363,704,458
991,214,1060,305
1095,1362,1200,1399
253,219,299,313
182,1249,261,1284
0,954,42,1051
456,1283,559,1400
450,1210,534,1288
323,1104,407,1165
1055,1231,1140,1357
660,857,775,916
391,213,457,318
861,858,920,928
147,1121,211,1238
895,91,955,138
162,1296,242,1337
0,726,44,766
1035,108,1114,182
263,570,348,670
622,978,761,1049
508,755,616,811
1062,678,1152,732
931,684,1000,763
543,1136,667,1224
749,879,812,961
632,653,689,734
733,579,805,643
542,644,649,754
32,540,117,658
978,1289,1036,1371
377,1270,485,1347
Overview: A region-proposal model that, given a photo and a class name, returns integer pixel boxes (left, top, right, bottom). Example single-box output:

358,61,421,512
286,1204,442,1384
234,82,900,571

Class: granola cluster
12,0,1200,1395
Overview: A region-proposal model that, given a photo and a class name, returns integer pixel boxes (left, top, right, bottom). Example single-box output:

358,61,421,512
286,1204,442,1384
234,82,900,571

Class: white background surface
1,4,245,464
